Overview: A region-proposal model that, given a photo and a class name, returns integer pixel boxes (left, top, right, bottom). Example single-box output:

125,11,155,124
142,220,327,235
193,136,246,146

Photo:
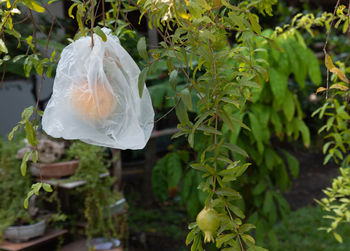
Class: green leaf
181,169,194,203
222,142,248,157
138,67,148,98
306,48,321,85
219,109,250,132
23,0,45,12
68,3,77,19
8,125,19,141
0,39,8,54
167,153,183,187
248,13,261,34
137,37,148,61
186,228,198,245
239,224,255,233
282,150,299,179
20,151,32,176
169,70,178,90
297,119,310,148
228,203,245,219
333,232,343,243
93,26,107,42
176,98,190,126
43,183,53,192
252,181,267,195
216,234,235,248
25,123,38,146
152,157,169,202
269,68,287,107
283,91,295,122
180,88,193,111
248,112,263,153
216,187,241,198
32,150,38,163
247,246,268,251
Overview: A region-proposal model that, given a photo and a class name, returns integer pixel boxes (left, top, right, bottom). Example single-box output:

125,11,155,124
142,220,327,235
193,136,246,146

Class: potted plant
65,141,125,250
0,138,47,243
16,134,79,179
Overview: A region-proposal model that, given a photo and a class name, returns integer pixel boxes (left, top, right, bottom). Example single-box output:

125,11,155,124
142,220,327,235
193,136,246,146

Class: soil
283,150,339,210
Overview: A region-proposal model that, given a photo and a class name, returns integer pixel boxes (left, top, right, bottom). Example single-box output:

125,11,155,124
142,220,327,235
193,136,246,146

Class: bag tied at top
42,28,154,149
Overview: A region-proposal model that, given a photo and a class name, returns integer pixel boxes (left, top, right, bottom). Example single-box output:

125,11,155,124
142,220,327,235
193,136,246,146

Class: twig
34,18,56,122
40,0,65,29
158,28,209,109
102,0,106,26
90,0,95,48
348,0,350,33
225,203,245,251
153,98,181,124
0,0,20,34
0,61,6,89
323,0,341,99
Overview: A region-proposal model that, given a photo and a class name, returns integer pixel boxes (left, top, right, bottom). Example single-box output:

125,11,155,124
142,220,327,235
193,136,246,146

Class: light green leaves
22,0,45,13
93,26,107,42
0,39,8,54
20,151,31,176
24,182,53,209
249,13,261,35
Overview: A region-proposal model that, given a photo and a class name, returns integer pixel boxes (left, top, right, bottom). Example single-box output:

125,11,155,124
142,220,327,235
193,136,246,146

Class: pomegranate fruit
196,207,220,243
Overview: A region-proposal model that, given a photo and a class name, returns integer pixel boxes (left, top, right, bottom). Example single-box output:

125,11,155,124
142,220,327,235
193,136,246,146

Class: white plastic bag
42,29,154,149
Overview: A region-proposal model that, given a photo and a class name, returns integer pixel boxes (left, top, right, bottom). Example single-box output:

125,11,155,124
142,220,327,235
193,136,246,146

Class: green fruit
196,207,220,243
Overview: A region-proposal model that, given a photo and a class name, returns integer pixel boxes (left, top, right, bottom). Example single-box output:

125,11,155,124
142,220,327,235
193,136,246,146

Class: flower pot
108,198,126,216
3,219,46,243
88,238,121,250
30,160,79,179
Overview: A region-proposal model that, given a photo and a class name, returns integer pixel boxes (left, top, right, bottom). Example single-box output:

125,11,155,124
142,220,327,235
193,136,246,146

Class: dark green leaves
269,68,287,107
283,91,295,122
282,150,299,179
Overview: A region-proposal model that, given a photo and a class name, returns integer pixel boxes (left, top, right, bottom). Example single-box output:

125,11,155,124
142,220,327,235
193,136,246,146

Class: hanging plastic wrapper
42,28,154,149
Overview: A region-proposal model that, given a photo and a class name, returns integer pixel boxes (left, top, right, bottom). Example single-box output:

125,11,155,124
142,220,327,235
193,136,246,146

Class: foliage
313,81,350,243
2,0,349,250
150,14,322,251
0,137,32,241
311,3,350,239
269,206,350,251
66,141,119,244
136,0,285,249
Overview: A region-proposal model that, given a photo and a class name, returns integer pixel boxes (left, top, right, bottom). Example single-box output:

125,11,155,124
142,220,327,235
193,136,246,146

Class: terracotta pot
3,219,46,243
30,160,79,179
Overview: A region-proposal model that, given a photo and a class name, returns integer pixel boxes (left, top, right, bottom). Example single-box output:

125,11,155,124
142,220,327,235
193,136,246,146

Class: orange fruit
70,81,116,120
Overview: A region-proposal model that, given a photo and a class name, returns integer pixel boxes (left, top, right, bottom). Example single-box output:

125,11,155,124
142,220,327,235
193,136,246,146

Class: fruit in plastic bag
70,81,116,120
42,28,154,150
